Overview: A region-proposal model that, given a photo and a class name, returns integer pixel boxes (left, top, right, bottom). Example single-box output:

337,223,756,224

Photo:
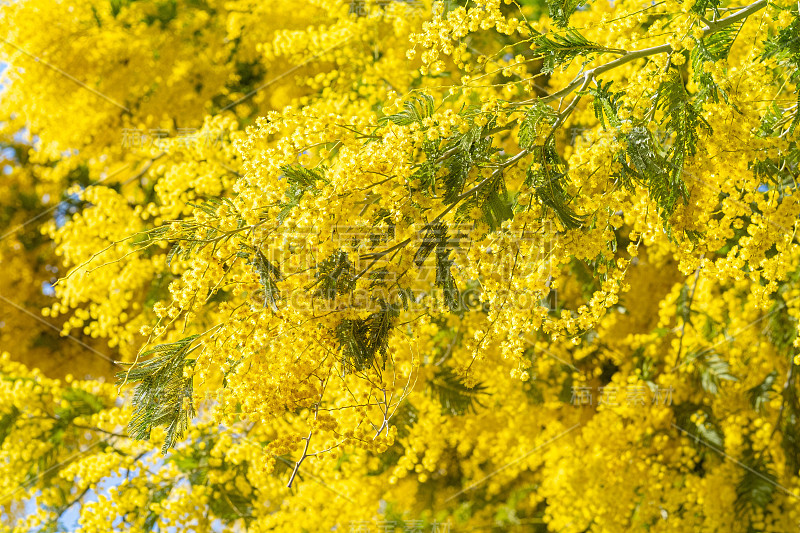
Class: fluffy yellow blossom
1,0,799,531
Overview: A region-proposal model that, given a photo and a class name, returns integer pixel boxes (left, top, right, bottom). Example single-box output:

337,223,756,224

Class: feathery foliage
525,141,584,229
735,450,778,513
687,349,738,395
761,8,800,137
3,0,799,530
748,370,778,414
335,300,398,373
384,94,436,126
278,164,327,223
118,335,199,454
533,29,611,74
314,250,356,299
692,23,741,104
674,403,725,451
241,245,282,311
588,80,623,129
654,71,711,208
546,0,589,27
427,367,488,415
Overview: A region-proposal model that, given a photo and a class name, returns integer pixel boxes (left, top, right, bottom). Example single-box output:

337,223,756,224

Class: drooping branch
520,0,769,106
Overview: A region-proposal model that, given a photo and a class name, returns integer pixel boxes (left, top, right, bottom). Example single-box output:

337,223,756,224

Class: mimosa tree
1,0,799,531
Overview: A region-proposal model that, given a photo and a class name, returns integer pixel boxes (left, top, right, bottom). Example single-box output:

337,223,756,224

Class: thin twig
517,0,768,106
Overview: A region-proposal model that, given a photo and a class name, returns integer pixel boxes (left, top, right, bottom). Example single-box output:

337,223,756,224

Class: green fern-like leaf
691,23,741,104
243,246,281,311
688,350,737,395
336,318,372,372
481,172,514,230
735,451,777,513
547,0,589,26
385,94,436,126
427,368,488,415
761,8,800,67
533,29,609,74
760,10,800,136
314,250,356,299
413,223,447,267
695,23,740,63
690,0,721,18
674,403,725,451
435,247,459,311
748,370,778,414
443,150,472,203
439,111,497,202
278,164,327,223
366,300,397,364
335,301,398,373
611,71,712,218
0,405,20,447
675,283,694,324
118,334,200,454
618,126,679,215
54,388,106,421
519,102,558,150
453,171,513,231
525,142,583,229
587,79,622,129
766,298,798,353
656,71,712,185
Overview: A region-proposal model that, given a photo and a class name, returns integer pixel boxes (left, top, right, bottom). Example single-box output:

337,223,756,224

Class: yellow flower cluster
1,0,800,531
